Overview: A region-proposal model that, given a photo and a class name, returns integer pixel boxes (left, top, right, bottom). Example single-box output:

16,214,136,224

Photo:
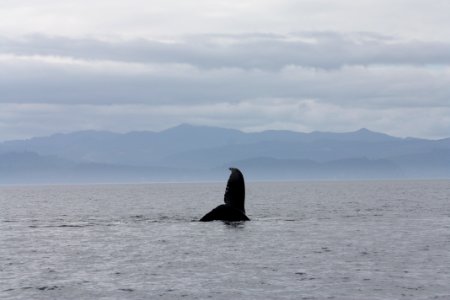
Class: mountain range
1,124,449,183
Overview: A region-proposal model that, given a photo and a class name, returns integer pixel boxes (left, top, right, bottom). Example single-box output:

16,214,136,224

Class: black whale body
200,168,250,222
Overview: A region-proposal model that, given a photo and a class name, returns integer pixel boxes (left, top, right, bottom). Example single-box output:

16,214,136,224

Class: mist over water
1,181,450,299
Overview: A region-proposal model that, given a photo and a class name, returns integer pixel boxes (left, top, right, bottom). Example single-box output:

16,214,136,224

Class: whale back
224,168,245,213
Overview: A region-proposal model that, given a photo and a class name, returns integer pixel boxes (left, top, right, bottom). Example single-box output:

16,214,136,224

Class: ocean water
1,180,450,300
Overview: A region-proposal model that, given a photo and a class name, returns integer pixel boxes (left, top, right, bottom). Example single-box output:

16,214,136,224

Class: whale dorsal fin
224,168,245,213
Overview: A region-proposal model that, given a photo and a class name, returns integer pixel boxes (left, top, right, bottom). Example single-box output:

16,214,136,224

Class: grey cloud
2,32,450,140
3,32,450,70
0,52,450,107
1,54,449,109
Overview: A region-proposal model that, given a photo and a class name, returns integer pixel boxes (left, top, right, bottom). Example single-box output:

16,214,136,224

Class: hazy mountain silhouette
0,151,201,184
1,124,449,183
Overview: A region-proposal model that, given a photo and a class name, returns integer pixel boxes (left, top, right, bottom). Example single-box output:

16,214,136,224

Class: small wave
57,224,90,228
29,223,94,228
131,215,145,219
128,215,194,223
36,286,60,291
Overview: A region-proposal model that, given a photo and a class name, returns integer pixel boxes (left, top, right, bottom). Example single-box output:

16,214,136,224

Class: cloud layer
2,0,450,40
1,1,450,140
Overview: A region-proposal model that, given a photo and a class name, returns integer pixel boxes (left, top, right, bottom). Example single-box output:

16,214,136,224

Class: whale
200,168,250,222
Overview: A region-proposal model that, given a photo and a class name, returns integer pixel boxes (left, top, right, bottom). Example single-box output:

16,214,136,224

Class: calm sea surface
1,180,450,300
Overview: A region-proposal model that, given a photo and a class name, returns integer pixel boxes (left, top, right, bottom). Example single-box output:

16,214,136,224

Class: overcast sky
1,0,450,140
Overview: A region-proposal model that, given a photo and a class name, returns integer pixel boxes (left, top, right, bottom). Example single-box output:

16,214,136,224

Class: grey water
1,180,450,300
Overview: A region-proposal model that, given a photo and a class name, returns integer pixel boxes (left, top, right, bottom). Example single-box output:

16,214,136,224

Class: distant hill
223,157,403,180
0,124,449,183
0,151,203,184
